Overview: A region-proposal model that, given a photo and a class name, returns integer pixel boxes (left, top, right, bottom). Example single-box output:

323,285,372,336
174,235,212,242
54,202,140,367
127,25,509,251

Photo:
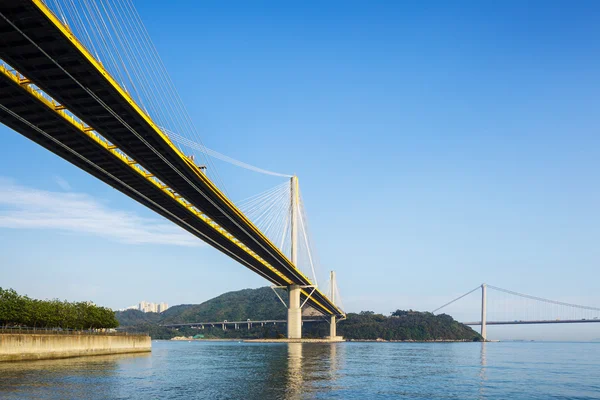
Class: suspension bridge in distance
434,284,600,341
0,0,344,340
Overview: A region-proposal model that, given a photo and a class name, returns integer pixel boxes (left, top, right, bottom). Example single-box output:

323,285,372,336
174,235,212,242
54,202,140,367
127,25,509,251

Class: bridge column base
287,285,302,339
330,316,337,337
326,316,344,341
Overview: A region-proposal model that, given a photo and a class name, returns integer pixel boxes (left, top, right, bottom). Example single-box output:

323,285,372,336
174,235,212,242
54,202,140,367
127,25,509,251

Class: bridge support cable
40,0,226,189
0,64,335,313
238,181,292,255
432,284,487,339
484,285,600,324
487,285,600,312
1,2,310,286
435,283,600,337
0,1,344,317
296,184,320,288
300,286,318,309
0,100,283,286
247,177,336,338
237,178,324,290
0,8,319,296
163,128,292,178
327,270,345,314
431,285,481,314
270,286,289,309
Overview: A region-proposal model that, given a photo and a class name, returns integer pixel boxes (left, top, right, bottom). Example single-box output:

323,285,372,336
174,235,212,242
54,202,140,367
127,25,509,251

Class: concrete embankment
0,333,151,362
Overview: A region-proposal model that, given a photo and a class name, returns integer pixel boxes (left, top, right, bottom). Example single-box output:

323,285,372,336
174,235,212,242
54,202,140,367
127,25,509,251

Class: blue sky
1,1,600,340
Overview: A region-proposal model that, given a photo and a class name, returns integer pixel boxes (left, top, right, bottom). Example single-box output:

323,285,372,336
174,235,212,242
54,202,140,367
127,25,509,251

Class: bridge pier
287,285,302,339
330,316,337,338
326,271,343,341
287,176,303,339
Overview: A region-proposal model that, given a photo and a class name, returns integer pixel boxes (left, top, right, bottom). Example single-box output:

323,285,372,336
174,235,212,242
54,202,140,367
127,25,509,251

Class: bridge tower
481,283,487,341
329,271,337,338
287,175,302,339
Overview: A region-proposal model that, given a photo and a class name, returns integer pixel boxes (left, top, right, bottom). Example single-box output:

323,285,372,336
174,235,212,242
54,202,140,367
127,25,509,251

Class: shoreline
167,337,482,343
347,339,481,343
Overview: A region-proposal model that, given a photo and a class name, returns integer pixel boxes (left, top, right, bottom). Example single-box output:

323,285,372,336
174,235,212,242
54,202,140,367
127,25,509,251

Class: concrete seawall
0,333,151,362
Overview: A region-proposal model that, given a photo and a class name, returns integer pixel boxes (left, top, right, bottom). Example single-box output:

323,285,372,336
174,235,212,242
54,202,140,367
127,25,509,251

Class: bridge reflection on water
1,341,600,399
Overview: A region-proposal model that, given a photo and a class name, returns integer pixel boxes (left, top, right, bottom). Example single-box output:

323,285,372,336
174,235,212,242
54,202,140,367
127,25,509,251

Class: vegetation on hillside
279,310,481,341
117,287,289,339
159,287,287,324
339,310,480,341
116,309,162,326
116,287,481,341
0,287,119,330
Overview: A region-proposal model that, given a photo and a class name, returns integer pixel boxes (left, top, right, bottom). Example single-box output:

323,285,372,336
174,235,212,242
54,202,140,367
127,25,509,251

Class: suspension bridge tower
481,283,487,341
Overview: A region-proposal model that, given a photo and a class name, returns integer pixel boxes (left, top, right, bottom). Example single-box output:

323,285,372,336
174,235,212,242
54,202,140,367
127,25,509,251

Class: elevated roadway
0,0,343,319
162,319,325,329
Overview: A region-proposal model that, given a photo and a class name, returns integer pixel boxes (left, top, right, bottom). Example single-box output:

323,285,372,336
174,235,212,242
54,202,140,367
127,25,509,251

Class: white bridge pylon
264,176,343,339
167,136,344,338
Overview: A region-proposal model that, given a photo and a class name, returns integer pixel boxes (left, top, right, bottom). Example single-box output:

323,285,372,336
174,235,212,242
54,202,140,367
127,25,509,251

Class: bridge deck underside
0,1,341,316
0,70,290,287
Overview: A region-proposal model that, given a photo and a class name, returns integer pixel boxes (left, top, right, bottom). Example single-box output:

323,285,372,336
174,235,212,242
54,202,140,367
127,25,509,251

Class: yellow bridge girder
0,63,338,316
0,0,344,316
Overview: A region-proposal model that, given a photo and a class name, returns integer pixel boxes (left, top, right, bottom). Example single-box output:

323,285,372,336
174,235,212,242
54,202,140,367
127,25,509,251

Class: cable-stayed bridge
0,0,344,339
434,284,600,340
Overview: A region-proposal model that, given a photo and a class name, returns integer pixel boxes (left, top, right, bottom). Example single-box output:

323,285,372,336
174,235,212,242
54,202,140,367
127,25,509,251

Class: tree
0,288,120,330
0,288,26,326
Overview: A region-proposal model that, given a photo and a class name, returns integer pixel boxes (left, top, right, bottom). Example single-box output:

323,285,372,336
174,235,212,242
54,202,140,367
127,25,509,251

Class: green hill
117,287,288,328
116,287,290,339
340,310,480,341
116,287,481,341
159,287,288,324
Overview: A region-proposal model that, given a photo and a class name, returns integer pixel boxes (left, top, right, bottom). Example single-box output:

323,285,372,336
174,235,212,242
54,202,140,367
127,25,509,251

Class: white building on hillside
157,302,169,313
126,301,170,313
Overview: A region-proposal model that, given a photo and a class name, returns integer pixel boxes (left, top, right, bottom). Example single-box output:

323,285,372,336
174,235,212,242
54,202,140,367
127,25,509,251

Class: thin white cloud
53,175,72,191
0,178,200,247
